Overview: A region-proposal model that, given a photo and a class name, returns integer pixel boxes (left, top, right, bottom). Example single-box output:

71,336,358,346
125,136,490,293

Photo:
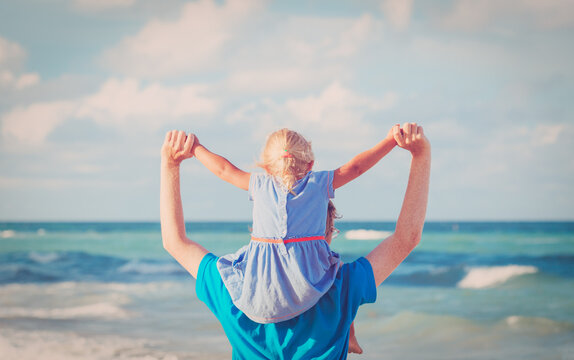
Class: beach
0,221,573,359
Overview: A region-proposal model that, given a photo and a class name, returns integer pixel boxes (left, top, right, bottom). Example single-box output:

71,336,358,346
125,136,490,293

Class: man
160,123,431,359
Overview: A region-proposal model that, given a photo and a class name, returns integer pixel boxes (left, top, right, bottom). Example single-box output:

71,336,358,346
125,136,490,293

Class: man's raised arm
160,130,208,279
366,123,431,287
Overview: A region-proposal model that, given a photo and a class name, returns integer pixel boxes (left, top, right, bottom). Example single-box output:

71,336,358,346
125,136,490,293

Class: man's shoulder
195,253,223,304
339,257,373,281
336,257,377,304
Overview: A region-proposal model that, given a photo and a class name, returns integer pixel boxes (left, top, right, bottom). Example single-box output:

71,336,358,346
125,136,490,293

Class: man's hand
161,130,195,167
393,123,430,157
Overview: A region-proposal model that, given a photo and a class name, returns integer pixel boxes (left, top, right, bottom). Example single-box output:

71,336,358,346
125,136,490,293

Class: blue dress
216,171,341,323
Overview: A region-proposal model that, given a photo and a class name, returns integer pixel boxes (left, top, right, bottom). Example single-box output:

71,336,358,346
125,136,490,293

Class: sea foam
0,328,173,360
0,303,132,320
0,230,15,238
29,252,60,264
345,229,392,240
118,260,182,275
457,265,538,289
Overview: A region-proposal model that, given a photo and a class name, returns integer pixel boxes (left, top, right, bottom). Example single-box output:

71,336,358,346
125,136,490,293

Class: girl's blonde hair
258,128,314,192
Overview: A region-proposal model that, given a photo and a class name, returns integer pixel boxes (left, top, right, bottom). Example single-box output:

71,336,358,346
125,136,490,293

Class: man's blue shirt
196,253,377,360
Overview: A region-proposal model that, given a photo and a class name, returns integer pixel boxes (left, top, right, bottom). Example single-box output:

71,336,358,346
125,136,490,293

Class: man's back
196,253,377,359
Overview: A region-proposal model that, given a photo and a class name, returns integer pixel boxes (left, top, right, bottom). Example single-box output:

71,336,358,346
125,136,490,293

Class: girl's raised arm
332,125,398,189
191,135,251,191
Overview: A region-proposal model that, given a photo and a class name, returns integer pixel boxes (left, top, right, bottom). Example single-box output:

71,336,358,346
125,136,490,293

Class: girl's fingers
394,125,405,147
184,133,194,154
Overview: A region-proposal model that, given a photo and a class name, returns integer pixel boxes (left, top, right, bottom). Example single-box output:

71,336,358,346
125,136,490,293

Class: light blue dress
217,171,341,323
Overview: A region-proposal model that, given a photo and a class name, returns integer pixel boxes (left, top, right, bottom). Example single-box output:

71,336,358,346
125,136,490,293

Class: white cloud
442,0,574,30
101,0,264,78
381,0,414,31
71,0,136,12
409,35,513,71
13,73,40,89
225,14,380,94
438,122,574,193
228,82,397,152
1,78,217,147
0,36,26,70
101,1,380,92
264,14,379,64
2,101,76,146
0,36,40,91
283,82,395,126
323,14,379,58
77,78,217,130
425,118,468,142
529,124,566,146
226,66,342,94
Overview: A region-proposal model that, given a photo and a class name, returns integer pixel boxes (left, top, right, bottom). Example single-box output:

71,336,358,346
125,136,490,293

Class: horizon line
1,219,574,223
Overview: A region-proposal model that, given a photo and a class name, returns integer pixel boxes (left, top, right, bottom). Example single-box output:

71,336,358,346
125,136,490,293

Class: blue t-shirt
197,253,377,360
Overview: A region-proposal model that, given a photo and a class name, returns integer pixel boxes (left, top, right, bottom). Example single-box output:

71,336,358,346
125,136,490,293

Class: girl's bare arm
192,138,250,191
332,125,398,189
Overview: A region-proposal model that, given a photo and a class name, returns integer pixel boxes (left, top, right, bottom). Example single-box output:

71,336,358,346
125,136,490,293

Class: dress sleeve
320,170,335,200
248,173,261,201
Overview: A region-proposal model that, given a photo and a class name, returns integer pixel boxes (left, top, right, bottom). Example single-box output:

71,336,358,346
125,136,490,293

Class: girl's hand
393,123,430,157
386,124,399,143
161,130,195,166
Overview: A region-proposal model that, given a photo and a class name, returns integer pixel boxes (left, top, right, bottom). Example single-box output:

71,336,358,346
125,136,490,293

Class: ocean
0,221,573,359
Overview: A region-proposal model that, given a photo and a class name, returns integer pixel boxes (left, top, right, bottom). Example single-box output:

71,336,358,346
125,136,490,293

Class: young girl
189,127,397,343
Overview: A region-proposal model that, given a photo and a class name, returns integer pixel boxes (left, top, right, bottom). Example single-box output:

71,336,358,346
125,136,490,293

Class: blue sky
0,0,573,221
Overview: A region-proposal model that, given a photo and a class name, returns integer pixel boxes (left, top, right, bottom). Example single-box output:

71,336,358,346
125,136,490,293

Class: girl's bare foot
348,323,363,354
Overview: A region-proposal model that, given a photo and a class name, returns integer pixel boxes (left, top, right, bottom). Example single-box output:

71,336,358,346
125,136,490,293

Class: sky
0,0,573,221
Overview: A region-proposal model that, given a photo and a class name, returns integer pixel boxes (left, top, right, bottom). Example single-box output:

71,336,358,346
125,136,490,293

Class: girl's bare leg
348,322,363,354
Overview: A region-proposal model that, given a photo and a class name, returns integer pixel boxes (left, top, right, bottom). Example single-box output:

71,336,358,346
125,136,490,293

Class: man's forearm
160,161,187,249
160,160,209,278
394,152,431,246
365,124,430,287
160,131,209,278
365,150,430,286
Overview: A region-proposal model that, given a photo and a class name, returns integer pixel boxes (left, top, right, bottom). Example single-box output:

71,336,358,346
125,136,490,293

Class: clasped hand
392,123,430,157
161,130,197,166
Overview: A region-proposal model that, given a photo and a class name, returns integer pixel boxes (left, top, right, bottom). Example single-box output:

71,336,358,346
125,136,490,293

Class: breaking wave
345,229,392,240
457,265,538,289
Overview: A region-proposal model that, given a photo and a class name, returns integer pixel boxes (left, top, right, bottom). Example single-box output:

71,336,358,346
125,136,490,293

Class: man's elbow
396,230,422,251
162,235,179,256
162,237,172,253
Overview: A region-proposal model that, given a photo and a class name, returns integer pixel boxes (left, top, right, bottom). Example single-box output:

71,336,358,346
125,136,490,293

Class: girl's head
258,128,314,191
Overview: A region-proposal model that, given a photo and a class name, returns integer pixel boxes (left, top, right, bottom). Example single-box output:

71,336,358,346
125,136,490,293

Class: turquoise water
0,222,573,359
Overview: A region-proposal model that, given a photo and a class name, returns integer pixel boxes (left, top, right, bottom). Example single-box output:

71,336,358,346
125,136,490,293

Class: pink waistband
251,235,325,244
